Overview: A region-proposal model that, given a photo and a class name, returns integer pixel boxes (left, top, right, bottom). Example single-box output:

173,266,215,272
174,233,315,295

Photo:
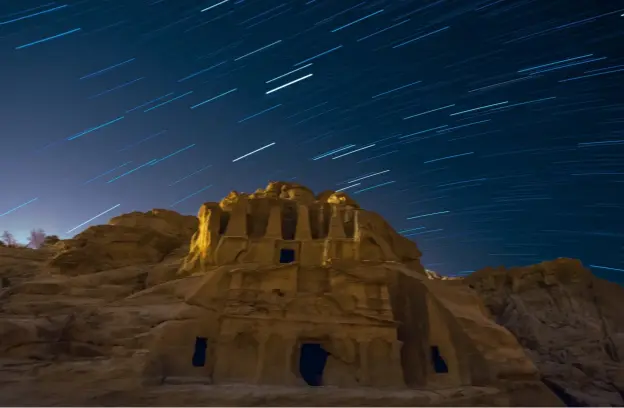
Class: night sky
1,0,623,281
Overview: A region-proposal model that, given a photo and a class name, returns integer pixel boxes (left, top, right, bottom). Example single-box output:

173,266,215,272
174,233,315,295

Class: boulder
48,223,184,276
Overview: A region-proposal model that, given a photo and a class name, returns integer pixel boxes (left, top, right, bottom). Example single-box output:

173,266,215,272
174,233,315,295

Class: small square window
280,248,295,263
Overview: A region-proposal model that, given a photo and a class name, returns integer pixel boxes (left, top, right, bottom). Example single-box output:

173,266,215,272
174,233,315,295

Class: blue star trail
15,27,81,49
80,58,137,80
266,74,313,95
0,4,68,26
67,116,126,141
0,0,622,282
190,88,238,109
66,204,121,234
0,198,39,217
144,91,194,112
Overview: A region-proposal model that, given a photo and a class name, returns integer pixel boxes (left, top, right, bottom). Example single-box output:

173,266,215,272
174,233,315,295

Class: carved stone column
264,204,282,239
224,197,248,237
327,205,346,239
295,204,312,240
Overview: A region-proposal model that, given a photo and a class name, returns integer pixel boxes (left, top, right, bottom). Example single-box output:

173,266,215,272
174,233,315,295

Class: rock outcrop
0,182,619,406
48,209,197,276
465,258,624,406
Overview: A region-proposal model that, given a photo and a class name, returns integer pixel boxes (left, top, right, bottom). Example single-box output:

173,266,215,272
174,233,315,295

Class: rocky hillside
466,259,624,406
0,204,622,406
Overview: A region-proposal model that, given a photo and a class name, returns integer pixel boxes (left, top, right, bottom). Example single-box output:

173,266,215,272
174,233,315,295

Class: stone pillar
264,204,283,239
327,205,346,239
212,331,259,384
322,204,347,264
283,337,302,385
212,333,235,383
224,197,248,237
254,332,270,384
294,205,312,240
353,209,361,239
362,338,405,387
390,340,406,386
297,205,319,266
256,334,300,385
322,205,344,263
321,240,331,265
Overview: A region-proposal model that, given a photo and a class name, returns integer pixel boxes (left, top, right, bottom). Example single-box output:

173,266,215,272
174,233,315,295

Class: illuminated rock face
182,181,421,270
172,182,555,398
0,182,566,405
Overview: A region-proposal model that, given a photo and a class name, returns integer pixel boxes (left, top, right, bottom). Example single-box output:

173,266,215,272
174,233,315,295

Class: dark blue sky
1,0,623,280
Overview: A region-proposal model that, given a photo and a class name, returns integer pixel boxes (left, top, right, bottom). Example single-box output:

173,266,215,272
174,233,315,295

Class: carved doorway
298,343,328,386
430,345,448,373
192,337,208,367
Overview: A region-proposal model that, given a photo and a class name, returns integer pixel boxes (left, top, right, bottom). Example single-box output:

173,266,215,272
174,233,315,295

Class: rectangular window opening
280,248,296,264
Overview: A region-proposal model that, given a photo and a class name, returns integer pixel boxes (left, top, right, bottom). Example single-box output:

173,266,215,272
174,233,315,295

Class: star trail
0,0,622,282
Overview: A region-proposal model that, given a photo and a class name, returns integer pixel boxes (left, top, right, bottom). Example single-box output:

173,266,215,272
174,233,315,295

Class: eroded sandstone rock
48,209,197,276
108,208,198,240
0,182,600,406
466,258,624,406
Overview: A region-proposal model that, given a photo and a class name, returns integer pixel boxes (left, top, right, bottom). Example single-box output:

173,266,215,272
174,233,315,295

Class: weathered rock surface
48,209,197,276
0,246,50,286
0,184,618,406
465,258,624,406
108,208,198,241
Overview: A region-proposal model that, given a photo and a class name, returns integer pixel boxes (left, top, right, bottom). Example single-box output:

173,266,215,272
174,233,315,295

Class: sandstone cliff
0,233,518,406
465,258,624,406
0,184,620,406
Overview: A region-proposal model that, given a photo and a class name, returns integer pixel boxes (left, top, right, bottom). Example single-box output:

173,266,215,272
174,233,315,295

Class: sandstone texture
48,209,197,276
466,259,624,406
0,182,616,406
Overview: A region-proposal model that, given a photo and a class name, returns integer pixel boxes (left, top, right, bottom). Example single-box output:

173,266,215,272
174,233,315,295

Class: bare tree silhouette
1,231,17,247
27,229,46,249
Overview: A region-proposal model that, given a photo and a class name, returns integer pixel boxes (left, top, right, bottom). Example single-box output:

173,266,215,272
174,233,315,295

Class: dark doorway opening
299,343,329,386
192,337,207,367
430,346,448,373
279,248,296,263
